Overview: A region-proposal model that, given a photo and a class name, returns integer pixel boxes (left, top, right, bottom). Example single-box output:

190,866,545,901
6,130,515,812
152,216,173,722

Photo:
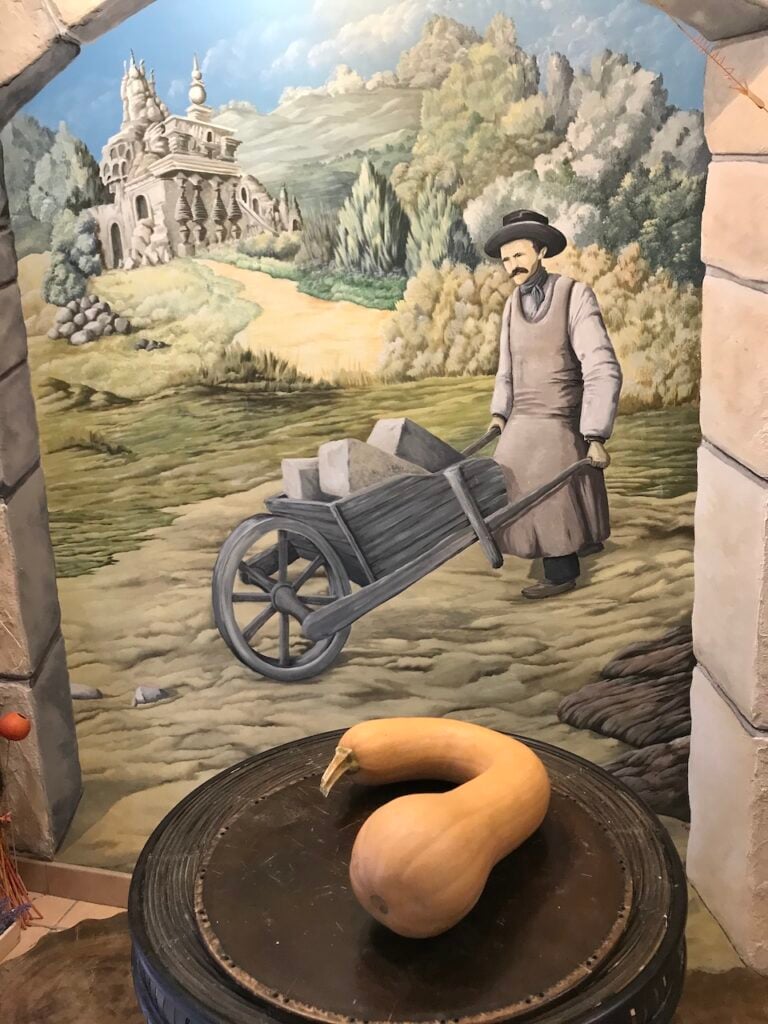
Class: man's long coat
491,273,623,559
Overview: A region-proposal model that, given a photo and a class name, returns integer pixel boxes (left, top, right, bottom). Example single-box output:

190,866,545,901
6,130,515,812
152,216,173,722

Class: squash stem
320,746,359,797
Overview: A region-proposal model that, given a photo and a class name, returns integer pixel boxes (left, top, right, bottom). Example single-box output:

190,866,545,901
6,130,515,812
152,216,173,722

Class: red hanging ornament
0,713,31,742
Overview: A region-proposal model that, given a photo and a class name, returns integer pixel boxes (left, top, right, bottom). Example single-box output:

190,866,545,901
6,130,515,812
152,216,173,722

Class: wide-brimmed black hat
483,209,567,259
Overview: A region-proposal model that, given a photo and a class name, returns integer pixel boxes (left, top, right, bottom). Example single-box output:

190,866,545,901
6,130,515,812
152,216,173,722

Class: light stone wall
687,28,768,973
0,0,157,855
0,143,82,856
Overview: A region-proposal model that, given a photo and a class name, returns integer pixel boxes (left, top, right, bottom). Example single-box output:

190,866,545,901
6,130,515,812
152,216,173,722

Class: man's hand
489,415,507,435
587,440,611,469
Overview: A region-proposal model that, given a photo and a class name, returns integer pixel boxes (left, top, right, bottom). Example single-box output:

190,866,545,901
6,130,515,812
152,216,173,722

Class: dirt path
199,260,392,380
51,476,743,971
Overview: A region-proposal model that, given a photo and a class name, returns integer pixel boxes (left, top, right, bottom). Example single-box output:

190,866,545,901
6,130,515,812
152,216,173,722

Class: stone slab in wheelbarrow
129,732,687,1024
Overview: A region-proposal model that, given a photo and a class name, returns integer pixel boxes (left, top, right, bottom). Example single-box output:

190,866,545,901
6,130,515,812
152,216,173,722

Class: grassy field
34,374,699,578
22,254,699,578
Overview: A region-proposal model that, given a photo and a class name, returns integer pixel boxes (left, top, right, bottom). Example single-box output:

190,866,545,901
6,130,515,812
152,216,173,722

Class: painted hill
216,85,423,212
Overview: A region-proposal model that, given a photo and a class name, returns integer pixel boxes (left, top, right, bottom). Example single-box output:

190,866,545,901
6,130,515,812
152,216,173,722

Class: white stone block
0,468,61,677
50,0,156,44
367,418,461,472
687,668,768,972
701,274,768,478
702,161,768,285
693,445,768,727
0,360,40,492
318,438,427,498
705,32,768,156
647,0,768,41
281,458,326,501
0,634,81,857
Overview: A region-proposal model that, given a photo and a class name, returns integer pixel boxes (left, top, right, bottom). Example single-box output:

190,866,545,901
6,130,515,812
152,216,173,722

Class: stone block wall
0,144,82,856
687,26,768,973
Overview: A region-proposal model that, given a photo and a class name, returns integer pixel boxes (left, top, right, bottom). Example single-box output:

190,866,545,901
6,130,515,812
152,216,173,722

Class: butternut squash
320,717,550,939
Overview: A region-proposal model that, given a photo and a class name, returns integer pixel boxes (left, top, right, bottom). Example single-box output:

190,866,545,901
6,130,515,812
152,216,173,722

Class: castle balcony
149,153,242,180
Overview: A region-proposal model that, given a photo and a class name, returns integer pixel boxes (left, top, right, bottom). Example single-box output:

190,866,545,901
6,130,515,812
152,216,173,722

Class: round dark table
129,731,687,1024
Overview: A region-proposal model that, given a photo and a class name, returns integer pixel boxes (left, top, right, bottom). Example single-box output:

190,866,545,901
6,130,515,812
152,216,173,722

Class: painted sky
24,0,705,156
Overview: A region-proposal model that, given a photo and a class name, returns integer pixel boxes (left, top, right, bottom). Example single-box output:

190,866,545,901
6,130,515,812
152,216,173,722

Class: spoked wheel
213,515,351,682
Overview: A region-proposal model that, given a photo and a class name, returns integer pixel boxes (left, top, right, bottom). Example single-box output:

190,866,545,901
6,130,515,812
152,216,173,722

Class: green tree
28,122,108,225
42,210,102,306
406,179,478,277
335,158,409,276
601,164,705,285
0,114,55,255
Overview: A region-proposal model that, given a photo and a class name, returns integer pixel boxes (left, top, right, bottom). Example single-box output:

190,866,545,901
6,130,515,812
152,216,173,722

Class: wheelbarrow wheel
213,514,351,682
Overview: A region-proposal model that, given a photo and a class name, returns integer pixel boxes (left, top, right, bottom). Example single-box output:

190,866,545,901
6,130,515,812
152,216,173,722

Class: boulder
558,670,692,747
132,686,173,707
79,296,93,310
47,326,60,340
73,312,87,327
102,325,114,336
558,622,694,747
84,307,99,322
66,300,79,313
97,312,112,326
319,438,428,498
282,458,328,501
71,684,104,701
114,317,130,334
607,737,690,822
367,417,461,472
87,293,98,304
55,307,74,325
70,330,90,346
84,322,103,340
59,322,76,339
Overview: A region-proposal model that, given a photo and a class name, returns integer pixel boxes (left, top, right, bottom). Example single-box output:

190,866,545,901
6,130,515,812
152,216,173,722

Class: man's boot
521,553,579,600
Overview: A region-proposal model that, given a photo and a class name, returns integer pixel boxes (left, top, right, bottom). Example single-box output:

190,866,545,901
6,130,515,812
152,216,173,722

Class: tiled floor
1,891,124,962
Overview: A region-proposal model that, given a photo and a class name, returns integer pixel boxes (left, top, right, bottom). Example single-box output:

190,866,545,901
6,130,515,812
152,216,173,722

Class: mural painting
3,0,712,932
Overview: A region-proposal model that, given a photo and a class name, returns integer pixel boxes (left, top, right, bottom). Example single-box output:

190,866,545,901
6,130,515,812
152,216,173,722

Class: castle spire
189,53,207,107
187,53,212,122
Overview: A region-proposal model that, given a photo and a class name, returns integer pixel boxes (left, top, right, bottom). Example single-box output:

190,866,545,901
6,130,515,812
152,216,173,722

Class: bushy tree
601,164,706,285
42,210,102,306
392,23,555,208
381,241,702,408
335,159,409,276
0,114,55,255
28,122,108,225
295,210,339,269
406,179,478,277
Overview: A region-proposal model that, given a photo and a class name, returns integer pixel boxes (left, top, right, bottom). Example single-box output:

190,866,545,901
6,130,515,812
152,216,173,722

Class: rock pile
558,622,694,820
48,295,132,346
281,418,461,500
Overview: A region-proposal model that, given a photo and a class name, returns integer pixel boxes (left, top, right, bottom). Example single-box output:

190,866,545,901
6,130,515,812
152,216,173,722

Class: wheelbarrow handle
460,425,502,458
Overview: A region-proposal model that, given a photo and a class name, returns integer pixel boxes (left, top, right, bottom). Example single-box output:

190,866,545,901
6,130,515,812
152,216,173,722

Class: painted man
484,209,622,600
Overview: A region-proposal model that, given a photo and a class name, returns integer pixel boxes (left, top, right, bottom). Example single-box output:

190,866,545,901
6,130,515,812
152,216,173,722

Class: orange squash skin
329,718,551,939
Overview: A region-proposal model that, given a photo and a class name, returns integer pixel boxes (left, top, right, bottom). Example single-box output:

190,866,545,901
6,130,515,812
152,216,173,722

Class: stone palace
90,54,302,269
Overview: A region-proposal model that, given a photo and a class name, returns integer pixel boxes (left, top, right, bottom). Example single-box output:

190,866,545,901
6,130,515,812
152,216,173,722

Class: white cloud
273,0,499,73
270,38,310,74
279,63,368,106
168,78,185,100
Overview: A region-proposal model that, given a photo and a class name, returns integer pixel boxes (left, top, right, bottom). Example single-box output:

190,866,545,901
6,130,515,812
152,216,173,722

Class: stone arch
0,0,767,979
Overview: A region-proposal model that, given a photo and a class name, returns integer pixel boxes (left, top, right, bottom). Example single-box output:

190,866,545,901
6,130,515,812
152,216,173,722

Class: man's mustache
511,267,528,277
